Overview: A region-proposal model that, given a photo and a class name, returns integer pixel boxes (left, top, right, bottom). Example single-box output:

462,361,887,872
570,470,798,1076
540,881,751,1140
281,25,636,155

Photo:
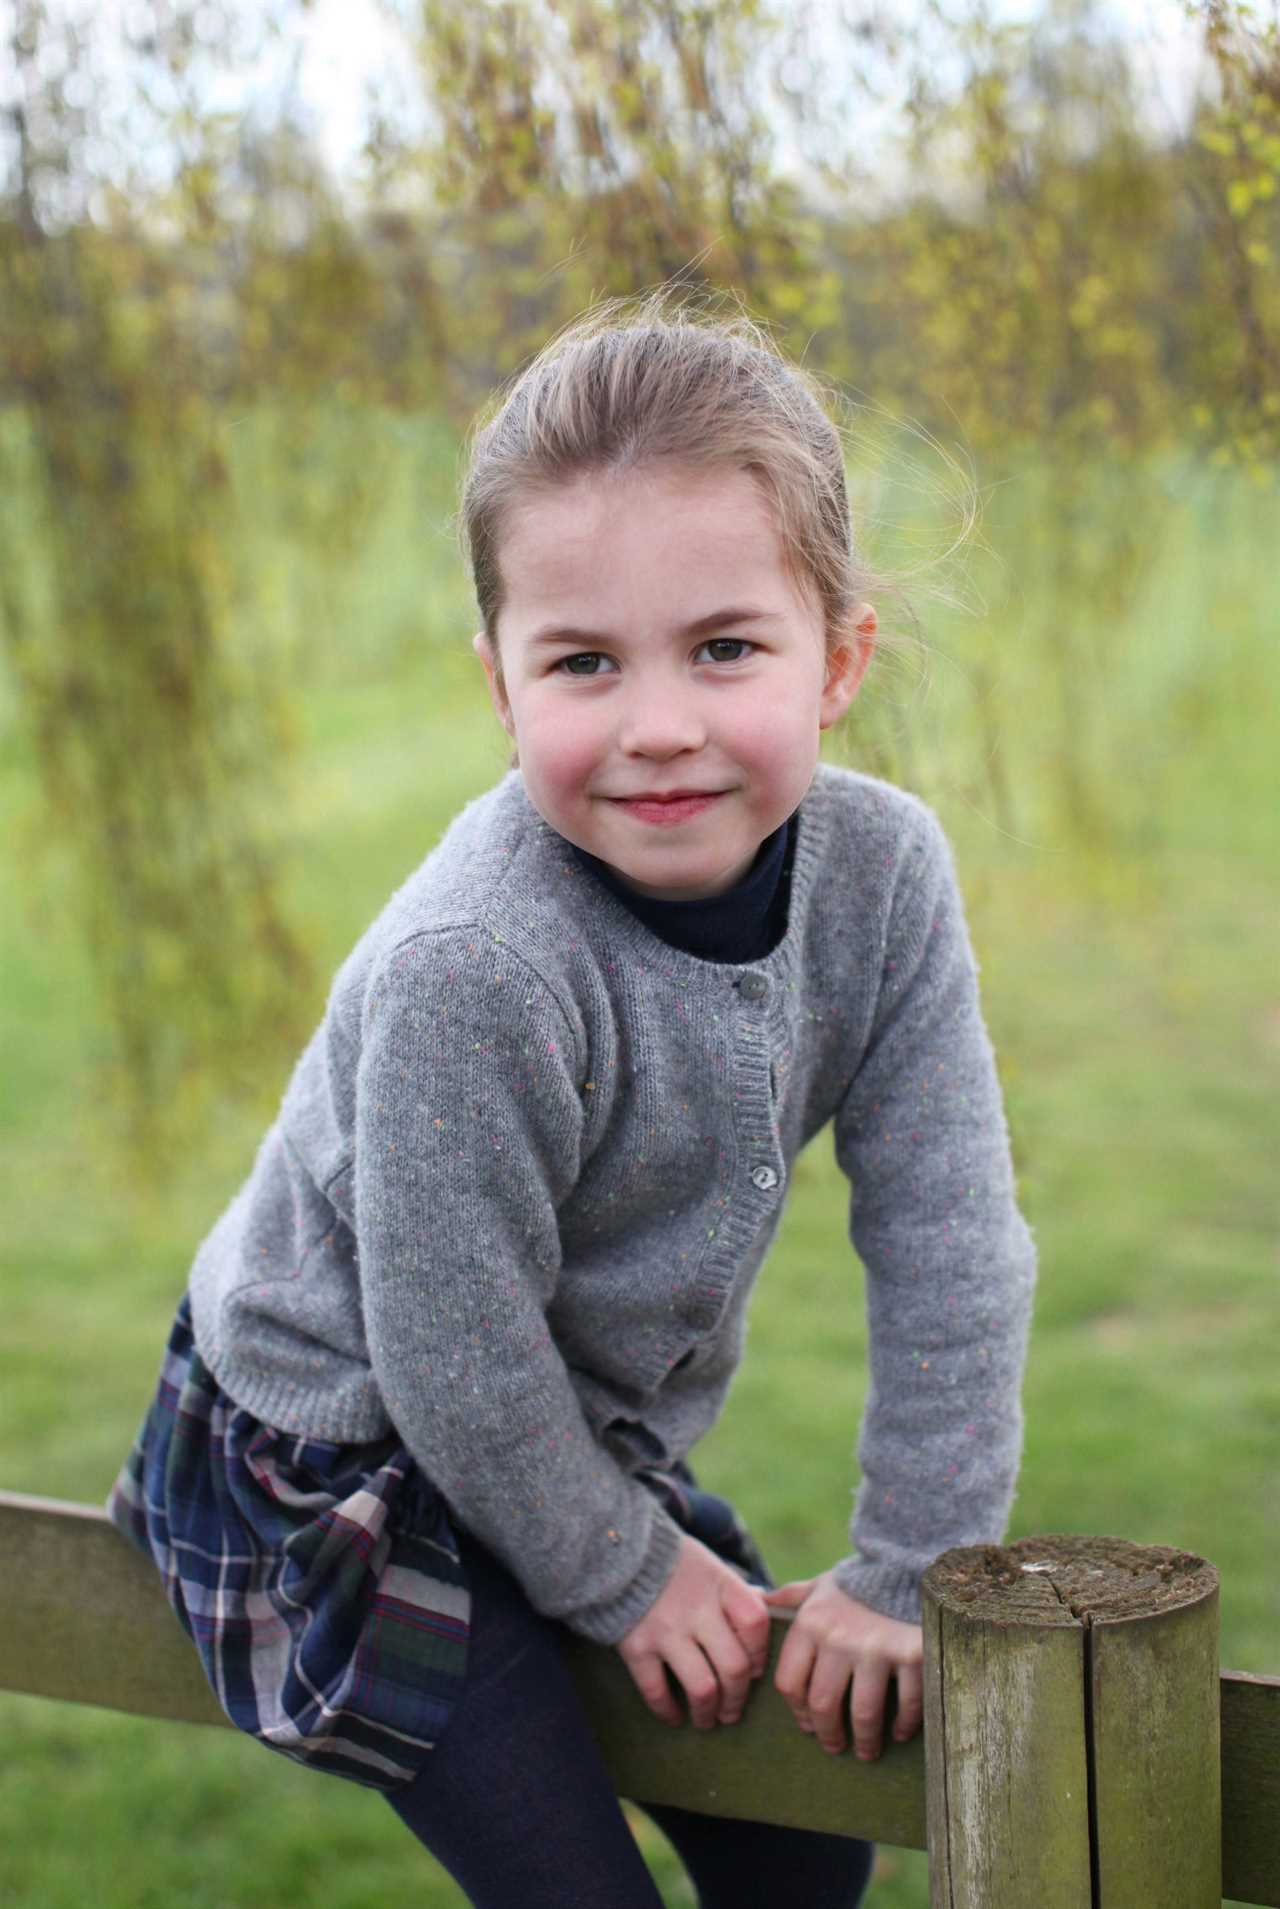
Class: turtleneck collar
568,813,797,963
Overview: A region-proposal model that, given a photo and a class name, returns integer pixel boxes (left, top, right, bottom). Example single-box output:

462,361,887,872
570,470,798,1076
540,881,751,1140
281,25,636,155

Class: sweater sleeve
831,806,1036,1624
354,927,683,1644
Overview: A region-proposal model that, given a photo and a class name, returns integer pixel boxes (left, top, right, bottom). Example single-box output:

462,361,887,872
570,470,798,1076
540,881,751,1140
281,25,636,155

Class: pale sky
1,0,1213,220
294,0,1209,199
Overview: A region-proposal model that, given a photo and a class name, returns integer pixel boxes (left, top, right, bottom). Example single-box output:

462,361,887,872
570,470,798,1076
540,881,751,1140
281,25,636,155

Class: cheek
515,700,601,804
734,700,819,786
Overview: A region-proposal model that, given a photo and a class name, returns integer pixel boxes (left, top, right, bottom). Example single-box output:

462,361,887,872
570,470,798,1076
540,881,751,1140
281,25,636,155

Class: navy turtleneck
570,813,797,963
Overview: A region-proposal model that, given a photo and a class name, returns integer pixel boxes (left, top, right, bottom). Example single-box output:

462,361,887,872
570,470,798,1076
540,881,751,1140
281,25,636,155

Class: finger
723,1581,772,1678
808,1651,857,1756
668,1642,721,1732
761,1578,816,1611
850,1658,892,1762
772,1622,817,1730
891,1660,925,1743
622,1648,683,1728
699,1619,754,1724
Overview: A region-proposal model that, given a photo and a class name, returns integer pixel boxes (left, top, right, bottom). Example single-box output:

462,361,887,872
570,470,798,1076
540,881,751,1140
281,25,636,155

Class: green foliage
0,451,1275,1909
1192,0,1280,458
0,18,1274,1903
391,0,832,391
0,220,310,1169
1,0,1277,1166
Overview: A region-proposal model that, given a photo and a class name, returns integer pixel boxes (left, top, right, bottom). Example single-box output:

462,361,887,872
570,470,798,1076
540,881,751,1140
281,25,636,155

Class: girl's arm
354,926,683,1647
772,802,1035,1756
832,800,1036,1621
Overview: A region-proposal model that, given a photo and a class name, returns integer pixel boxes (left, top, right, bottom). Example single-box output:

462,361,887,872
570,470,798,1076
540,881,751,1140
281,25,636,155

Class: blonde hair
457,287,883,672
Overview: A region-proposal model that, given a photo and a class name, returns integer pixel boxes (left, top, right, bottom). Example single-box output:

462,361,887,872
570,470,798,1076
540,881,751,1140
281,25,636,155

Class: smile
608,792,725,826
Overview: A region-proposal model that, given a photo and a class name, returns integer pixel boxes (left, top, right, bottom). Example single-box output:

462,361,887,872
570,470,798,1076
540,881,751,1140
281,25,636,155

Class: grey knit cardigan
189,764,1036,1644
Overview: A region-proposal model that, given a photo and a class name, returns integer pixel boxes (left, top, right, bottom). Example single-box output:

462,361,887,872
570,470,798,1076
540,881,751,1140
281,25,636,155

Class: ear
818,603,877,731
472,631,515,736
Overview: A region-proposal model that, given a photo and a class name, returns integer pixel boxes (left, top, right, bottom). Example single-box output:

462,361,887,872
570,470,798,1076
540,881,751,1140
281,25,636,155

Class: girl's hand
765,1571,924,1760
618,1535,772,1730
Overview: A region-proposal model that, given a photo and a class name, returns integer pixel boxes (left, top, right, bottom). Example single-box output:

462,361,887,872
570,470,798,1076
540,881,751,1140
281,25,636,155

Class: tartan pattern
108,1297,772,1796
638,1464,774,1591
107,1295,470,1792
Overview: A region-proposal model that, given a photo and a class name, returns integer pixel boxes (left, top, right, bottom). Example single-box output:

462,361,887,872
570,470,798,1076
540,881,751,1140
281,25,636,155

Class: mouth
608,790,726,826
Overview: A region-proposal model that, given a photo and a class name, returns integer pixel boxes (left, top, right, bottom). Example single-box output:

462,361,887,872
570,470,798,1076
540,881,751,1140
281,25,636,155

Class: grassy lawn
0,428,1275,1906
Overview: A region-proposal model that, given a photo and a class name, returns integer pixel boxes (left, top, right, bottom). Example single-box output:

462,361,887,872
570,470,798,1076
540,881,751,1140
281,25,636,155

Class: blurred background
1,2,1276,1903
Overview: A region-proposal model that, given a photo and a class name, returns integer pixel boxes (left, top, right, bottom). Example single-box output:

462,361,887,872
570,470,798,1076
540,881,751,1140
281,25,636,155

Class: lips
611,789,722,803
609,790,725,827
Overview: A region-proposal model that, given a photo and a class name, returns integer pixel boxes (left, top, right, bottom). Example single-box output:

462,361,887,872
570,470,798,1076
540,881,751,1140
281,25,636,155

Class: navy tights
386,1533,875,1909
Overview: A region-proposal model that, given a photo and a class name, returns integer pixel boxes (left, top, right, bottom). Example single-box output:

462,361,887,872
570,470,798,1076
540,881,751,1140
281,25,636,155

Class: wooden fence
2,1491,1277,1906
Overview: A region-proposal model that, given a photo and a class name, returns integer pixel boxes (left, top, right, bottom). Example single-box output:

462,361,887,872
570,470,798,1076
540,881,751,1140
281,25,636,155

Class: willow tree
0,2,316,1168
4,0,1274,1170
374,0,1278,845
1194,0,1280,462
374,0,843,402
872,0,1279,837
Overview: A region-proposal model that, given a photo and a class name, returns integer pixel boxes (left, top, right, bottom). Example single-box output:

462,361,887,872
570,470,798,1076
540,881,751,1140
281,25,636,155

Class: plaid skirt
107,1294,470,1792
108,1293,770,1796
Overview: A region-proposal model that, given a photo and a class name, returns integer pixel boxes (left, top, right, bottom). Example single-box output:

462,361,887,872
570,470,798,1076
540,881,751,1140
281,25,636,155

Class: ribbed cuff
561,1506,685,1646
832,1554,924,1625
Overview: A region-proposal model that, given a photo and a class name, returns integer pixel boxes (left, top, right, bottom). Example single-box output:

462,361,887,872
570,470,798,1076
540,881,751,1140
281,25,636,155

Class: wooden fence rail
2,1491,1277,1906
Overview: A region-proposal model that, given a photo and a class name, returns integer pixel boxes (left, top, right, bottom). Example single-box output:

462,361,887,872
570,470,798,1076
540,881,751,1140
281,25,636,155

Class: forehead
496,463,815,635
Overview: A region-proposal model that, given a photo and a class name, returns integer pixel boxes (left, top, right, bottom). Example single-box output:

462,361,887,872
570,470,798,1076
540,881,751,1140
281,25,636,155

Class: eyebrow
525,607,781,650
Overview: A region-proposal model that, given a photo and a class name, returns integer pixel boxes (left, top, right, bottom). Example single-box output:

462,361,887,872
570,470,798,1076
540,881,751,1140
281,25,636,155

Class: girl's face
475,462,875,901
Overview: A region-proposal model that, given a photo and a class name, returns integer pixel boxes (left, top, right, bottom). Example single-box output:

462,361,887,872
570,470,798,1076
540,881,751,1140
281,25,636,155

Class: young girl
108,291,1036,1909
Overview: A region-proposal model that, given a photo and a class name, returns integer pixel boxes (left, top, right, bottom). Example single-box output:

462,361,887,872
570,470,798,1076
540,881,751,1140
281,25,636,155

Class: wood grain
924,1534,1225,1908
3,1494,1278,1905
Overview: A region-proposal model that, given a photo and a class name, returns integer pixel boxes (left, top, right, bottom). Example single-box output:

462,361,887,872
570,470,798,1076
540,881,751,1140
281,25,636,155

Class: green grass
1,423,1276,1906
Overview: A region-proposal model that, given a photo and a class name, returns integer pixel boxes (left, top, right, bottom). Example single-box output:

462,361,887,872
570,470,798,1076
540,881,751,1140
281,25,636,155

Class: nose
616,675,707,759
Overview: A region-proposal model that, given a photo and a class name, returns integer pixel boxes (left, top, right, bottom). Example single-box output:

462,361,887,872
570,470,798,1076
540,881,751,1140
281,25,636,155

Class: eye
696,637,753,664
554,652,616,676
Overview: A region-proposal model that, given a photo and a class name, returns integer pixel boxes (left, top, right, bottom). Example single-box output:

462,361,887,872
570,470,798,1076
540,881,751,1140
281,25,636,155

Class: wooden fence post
922,1532,1221,1907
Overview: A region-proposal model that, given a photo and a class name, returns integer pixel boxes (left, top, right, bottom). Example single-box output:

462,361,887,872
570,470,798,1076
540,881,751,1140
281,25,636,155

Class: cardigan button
750,1164,779,1191
739,971,769,1003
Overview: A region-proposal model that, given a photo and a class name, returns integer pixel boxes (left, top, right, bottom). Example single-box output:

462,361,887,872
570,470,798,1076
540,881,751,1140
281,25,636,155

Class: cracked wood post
922,1533,1221,1907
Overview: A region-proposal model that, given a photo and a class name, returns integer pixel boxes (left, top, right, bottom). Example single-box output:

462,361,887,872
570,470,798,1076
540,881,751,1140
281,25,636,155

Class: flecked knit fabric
187,763,1036,1645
